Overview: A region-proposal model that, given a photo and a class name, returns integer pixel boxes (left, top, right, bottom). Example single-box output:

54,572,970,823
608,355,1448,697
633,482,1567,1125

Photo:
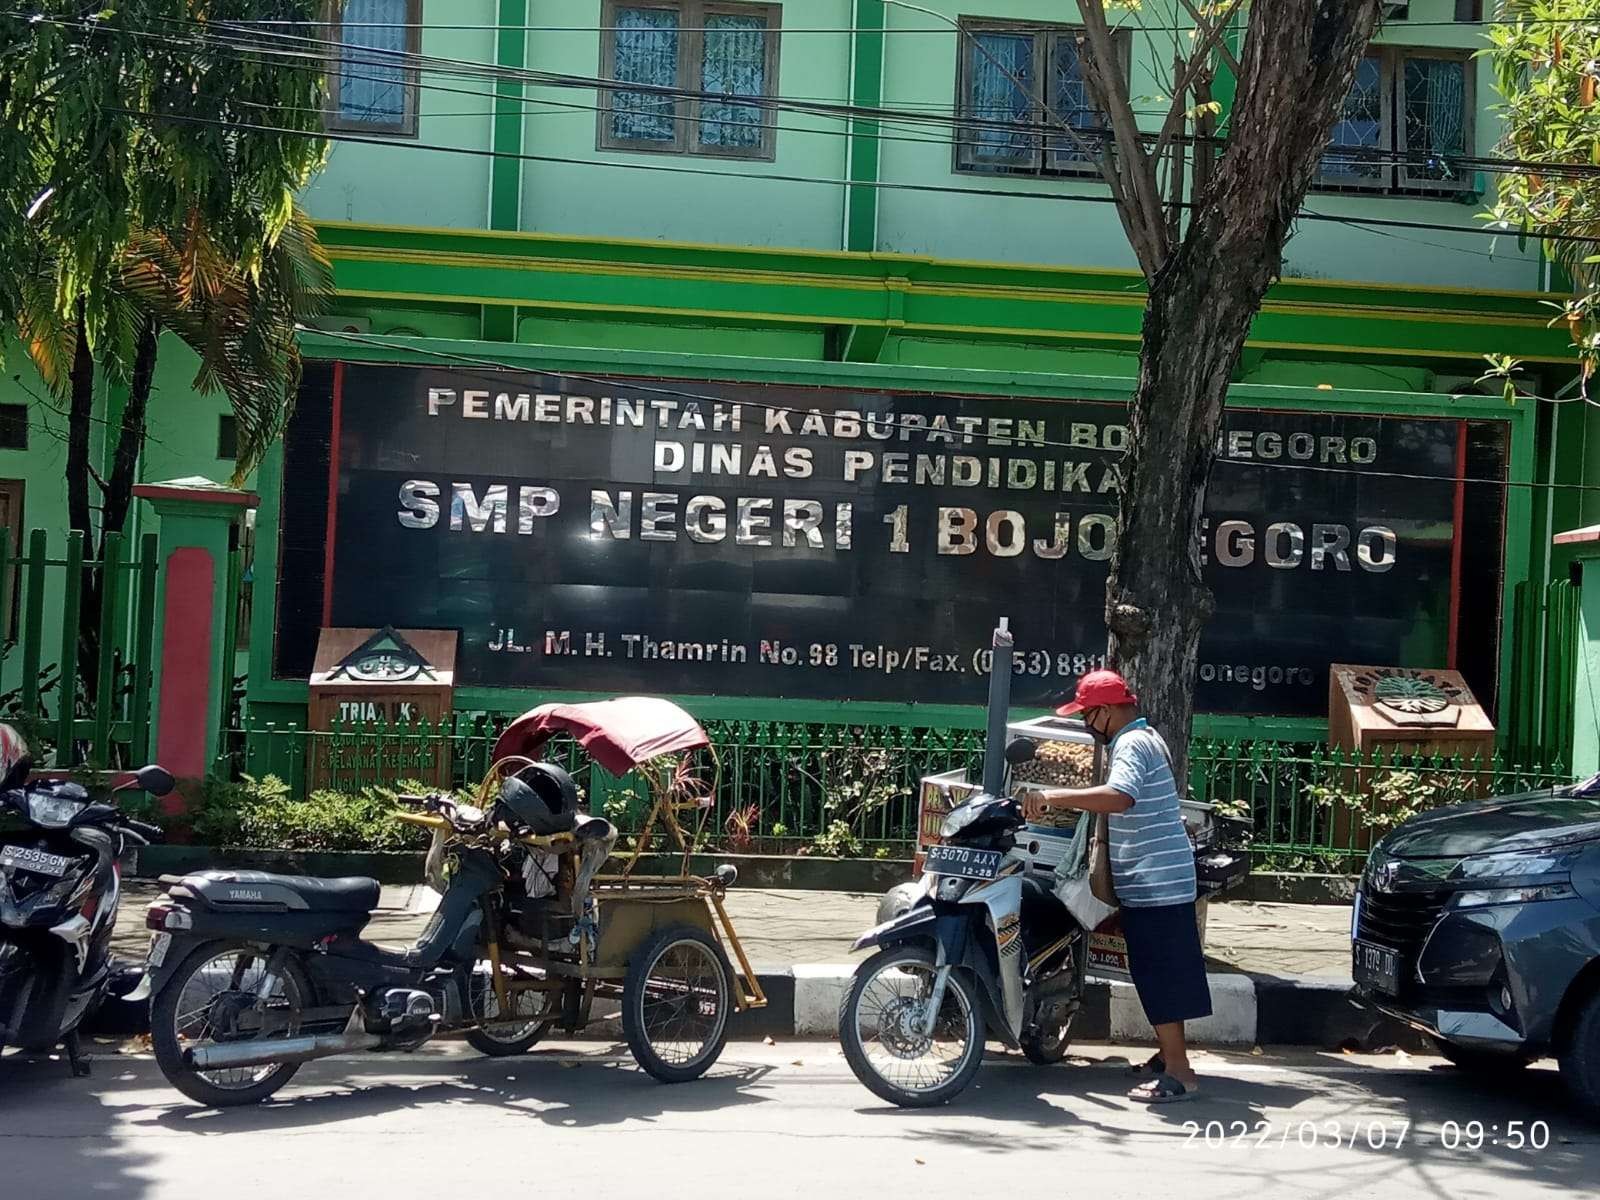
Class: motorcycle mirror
131,765,176,797
1004,737,1037,765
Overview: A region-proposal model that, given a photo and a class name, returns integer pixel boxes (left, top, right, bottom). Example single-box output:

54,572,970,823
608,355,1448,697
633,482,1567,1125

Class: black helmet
499,762,579,835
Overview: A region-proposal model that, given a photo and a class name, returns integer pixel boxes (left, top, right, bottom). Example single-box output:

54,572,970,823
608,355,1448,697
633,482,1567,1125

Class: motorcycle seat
179,870,381,914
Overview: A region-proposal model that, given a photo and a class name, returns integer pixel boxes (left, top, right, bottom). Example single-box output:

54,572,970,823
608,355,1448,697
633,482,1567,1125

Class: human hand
1023,791,1055,823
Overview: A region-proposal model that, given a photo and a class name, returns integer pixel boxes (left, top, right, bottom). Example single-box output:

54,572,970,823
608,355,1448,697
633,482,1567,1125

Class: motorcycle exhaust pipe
185,1032,384,1071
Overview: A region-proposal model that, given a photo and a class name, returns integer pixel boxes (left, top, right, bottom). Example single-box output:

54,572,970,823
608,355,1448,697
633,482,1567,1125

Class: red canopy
491,697,710,776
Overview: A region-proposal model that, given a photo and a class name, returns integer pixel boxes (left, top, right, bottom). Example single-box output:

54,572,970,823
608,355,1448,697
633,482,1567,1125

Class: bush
194,774,431,852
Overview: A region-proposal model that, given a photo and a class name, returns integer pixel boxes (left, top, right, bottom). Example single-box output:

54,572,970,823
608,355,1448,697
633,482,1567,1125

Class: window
1318,48,1474,195
954,20,1127,177
217,414,238,461
598,0,781,159
0,405,27,451
326,0,421,135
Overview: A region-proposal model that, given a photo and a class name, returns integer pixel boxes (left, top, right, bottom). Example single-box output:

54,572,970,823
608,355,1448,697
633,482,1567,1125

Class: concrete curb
90,963,1423,1051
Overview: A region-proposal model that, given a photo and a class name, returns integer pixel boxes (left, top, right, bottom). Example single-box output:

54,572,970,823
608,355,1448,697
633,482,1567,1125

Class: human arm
1023,784,1134,822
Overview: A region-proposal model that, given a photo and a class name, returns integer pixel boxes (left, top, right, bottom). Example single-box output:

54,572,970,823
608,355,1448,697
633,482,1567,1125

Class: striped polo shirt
1104,718,1197,908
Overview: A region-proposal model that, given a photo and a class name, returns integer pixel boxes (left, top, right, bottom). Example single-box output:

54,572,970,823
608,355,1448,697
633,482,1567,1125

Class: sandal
1129,1073,1199,1104
1129,1053,1165,1077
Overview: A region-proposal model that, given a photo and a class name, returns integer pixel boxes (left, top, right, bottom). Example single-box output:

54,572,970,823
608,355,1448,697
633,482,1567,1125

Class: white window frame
324,0,422,137
598,0,782,161
952,18,1128,179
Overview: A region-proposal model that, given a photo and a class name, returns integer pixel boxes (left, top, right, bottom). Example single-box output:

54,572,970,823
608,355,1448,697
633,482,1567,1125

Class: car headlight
27,792,86,829
1449,847,1585,885
1448,882,1578,909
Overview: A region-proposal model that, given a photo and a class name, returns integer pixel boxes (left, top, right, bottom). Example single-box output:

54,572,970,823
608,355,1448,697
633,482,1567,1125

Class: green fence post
55,531,84,766
92,532,123,766
20,530,46,718
130,533,159,762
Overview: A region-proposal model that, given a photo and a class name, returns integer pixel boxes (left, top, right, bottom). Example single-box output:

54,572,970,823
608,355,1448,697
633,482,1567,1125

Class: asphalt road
1,1041,1596,1200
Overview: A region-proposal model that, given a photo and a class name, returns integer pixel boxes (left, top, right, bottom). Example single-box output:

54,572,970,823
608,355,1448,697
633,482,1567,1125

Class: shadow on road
129,1044,776,1136
858,1053,1598,1192
0,1051,157,1200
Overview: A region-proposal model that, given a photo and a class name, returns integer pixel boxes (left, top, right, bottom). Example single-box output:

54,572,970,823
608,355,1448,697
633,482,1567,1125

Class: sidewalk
109,881,1385,1048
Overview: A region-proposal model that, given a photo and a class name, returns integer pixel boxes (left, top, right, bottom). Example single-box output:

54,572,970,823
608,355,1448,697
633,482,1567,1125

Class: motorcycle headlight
27,792,86,829
940,804,981,840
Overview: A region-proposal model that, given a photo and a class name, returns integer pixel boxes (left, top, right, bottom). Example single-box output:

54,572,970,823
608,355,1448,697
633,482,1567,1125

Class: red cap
1056,668,1137,716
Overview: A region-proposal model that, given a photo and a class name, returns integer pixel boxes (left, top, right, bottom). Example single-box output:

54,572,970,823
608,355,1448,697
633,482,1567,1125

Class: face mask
1084,710,1110,745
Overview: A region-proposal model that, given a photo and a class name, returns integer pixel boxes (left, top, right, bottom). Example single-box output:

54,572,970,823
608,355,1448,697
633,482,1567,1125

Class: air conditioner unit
302,316,372,335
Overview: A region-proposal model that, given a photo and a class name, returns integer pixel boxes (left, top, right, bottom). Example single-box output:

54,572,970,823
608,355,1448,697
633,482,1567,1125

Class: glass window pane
1320,56,1384,184
337,0,409,127
963,32,1038,166
1403,57,1468,183
700,13,767,150
612,7,681,143
1048,35,1106,166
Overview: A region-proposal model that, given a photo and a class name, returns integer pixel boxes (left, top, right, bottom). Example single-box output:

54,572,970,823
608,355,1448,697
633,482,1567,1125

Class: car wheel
1432,1037,1535,1075
1559,988,1600,1120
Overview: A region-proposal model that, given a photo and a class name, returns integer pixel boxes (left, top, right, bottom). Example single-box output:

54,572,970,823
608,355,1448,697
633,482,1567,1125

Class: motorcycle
838,737,1085,1107
0,740,173,1076
139,765,617,1107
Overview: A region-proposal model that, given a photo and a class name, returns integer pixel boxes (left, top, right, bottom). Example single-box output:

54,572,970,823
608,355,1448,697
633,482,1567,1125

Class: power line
304,325,1600,493
110,103,1600,252
24,11,1600,190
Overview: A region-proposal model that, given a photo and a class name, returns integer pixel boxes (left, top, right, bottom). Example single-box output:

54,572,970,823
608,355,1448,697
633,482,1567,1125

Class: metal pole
981,617,1013,796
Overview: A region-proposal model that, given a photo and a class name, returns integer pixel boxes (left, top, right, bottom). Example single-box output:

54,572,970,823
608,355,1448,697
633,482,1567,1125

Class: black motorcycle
141,764,616,1107
0,762,173,1074
839,739,1084,1107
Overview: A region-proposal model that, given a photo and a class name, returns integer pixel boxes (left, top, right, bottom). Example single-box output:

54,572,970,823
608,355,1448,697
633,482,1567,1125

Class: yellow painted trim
318,218,1562,302
332,246,1554,330
329,244,888,293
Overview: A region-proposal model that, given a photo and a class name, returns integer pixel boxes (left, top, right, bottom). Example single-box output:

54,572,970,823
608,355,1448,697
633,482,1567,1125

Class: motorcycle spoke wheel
170,949,304,1092
465,961,557,1054
623,926,732,1083
849,953,979,1100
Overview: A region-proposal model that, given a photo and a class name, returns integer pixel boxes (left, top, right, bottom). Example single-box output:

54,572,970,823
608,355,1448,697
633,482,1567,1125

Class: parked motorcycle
139,765,617,1107
0,724,173,1075
839,738,1084,1107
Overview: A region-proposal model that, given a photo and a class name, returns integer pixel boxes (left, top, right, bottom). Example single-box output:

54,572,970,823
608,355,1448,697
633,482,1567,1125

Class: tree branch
1151,0,1246,166
1076,1,1169,276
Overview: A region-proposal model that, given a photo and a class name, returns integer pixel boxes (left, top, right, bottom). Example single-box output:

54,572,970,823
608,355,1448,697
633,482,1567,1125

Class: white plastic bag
1052,810,1117,931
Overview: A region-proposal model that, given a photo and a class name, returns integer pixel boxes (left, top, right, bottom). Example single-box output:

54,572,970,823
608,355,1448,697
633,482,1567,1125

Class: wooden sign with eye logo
307,627,459,789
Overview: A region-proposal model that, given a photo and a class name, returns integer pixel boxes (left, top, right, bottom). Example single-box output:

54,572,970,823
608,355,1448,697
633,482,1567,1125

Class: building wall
295,0,1540,290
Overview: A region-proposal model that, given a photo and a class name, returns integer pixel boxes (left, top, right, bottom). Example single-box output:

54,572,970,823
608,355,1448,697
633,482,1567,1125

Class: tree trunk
101,317,159,544
1104,0,1383,778
65,306,99,707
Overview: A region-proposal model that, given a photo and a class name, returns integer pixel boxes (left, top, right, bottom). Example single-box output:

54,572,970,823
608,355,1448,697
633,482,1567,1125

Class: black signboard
276,362,1509,717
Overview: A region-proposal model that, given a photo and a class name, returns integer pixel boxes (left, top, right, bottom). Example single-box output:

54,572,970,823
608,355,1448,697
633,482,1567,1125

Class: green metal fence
0,528,160,768
1188,739,1571,872
224,716,1572,864
1506,577,1579,767
227,715,985,851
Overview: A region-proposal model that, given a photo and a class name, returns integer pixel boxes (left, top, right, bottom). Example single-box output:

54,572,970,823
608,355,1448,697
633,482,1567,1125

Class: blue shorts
1119,901,1213,1026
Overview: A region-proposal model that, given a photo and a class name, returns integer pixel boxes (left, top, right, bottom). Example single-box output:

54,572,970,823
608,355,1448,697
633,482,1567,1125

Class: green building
2,0,1590,769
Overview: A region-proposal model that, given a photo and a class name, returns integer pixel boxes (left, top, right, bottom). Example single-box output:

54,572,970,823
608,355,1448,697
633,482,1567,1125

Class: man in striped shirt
1027,669,1211,1103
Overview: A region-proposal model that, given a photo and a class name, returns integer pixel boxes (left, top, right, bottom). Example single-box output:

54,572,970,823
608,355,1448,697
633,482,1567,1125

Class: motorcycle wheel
464,960,558,1057
151,940,311,1108
622,924,733,1083
1021,1018,1074,1065
839,945,985,1108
